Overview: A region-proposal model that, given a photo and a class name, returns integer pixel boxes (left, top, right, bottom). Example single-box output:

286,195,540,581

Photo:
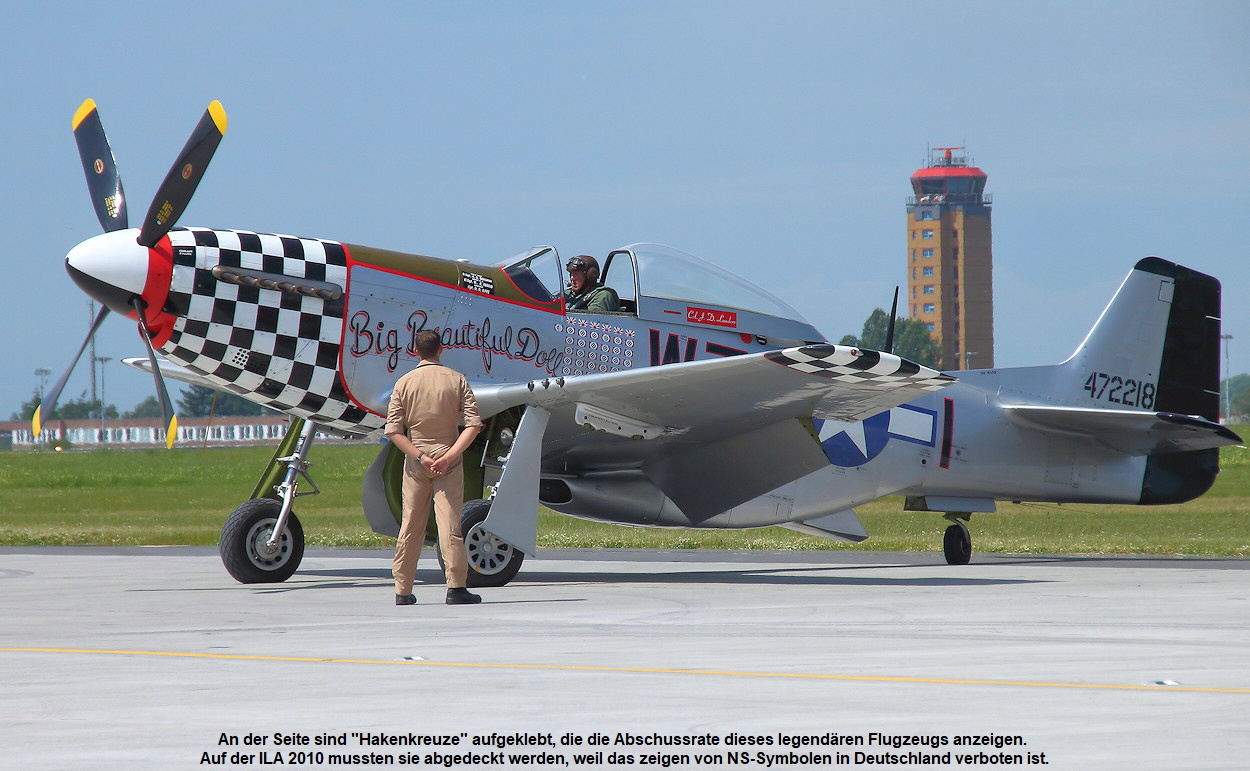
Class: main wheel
461,498,524,587
219,498,305,583
943,520,972,565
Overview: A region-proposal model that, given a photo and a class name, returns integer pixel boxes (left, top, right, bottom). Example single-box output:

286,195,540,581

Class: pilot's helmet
566,254,600,283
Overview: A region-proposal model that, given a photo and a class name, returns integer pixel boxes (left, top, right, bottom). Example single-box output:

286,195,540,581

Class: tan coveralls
385,362,483,595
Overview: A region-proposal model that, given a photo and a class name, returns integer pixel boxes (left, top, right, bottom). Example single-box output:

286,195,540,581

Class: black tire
220,498,305,583
943,521,972,565
456,498,525,587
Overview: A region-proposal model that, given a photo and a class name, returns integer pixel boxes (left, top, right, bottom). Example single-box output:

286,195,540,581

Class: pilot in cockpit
564,254,621,313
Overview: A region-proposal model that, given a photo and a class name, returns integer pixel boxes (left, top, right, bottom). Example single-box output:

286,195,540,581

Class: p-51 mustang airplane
38,100,1241,586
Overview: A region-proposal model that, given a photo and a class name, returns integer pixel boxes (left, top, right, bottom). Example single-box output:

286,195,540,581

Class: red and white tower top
909,147,989,205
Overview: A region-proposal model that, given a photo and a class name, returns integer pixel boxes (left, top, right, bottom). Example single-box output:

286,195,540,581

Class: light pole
34,368,50,399
88,301,98,403
1221,334,1233,422
95,356,112,445
965,351,978,371
33,368,51,449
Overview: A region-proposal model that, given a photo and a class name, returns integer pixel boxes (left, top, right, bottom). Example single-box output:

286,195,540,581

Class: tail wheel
220,498,305,583
943,520,972,565
462,498,524,587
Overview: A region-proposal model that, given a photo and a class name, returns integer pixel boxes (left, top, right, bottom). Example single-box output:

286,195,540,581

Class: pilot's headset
566,255,601,285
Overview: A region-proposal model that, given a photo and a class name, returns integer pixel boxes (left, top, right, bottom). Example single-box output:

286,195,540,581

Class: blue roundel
815,411,893,467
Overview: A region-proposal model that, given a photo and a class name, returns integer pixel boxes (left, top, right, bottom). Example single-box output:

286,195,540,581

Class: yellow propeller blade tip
208,101,227,134
165,416,179,450
32,406,43,437
72,99,98,131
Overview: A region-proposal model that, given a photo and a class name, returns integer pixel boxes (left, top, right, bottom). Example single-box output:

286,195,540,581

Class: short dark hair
414,330,442,359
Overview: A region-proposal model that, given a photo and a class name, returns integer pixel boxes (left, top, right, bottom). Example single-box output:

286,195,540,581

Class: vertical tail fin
1065,257,1222,420
1064,257,1224,503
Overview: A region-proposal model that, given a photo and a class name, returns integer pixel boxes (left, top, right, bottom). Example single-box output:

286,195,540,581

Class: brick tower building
905,147,993,370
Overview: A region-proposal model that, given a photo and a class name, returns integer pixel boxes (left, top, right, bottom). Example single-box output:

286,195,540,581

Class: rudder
1142,257,1222,420
1137,258,1223,504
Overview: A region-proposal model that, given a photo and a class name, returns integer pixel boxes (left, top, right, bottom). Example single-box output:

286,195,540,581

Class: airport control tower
906,147,994,370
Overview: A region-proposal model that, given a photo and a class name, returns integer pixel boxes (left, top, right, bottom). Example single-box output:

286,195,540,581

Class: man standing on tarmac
386,330,484,605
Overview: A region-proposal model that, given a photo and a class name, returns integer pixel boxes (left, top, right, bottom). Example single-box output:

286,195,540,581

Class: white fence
0,417,368,450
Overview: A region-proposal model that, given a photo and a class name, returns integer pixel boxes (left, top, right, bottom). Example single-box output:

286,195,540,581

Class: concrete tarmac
1,547,1247,769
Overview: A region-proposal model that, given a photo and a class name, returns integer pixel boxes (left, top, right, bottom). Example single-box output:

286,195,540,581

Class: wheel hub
466,525,513,574
246,520,289,566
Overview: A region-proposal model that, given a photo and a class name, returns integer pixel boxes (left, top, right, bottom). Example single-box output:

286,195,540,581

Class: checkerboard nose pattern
160,227,382,434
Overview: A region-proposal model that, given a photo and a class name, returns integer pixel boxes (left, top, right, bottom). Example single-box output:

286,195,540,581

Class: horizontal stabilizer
780,509,869,543
1004,404,1241,456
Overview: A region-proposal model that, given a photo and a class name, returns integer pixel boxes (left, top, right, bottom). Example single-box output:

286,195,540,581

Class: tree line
9,386,275,422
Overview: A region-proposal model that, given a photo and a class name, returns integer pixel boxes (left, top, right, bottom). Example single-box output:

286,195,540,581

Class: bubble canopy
503,242,811,324
619,243,811,322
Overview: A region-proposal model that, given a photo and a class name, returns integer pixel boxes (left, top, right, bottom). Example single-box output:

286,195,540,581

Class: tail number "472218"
1084,371,1155,409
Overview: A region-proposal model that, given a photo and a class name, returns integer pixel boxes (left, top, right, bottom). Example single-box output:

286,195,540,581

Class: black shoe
395,594,416,605
445,587,481,605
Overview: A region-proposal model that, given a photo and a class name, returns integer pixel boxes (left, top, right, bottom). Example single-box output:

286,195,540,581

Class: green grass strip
0,431,1246,555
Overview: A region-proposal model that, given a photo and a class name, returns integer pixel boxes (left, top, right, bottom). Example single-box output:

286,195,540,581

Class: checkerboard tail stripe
765,345,954,391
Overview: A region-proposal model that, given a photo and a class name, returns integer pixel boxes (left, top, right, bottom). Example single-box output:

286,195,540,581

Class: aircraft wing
474,345,953,520
1003,404,1242,455
475,344,953,437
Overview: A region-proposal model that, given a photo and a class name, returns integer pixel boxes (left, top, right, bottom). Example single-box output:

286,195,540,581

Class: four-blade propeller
34,99,227,449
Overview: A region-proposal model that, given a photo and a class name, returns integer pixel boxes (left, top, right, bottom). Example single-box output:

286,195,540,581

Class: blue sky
3,1,1246,417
